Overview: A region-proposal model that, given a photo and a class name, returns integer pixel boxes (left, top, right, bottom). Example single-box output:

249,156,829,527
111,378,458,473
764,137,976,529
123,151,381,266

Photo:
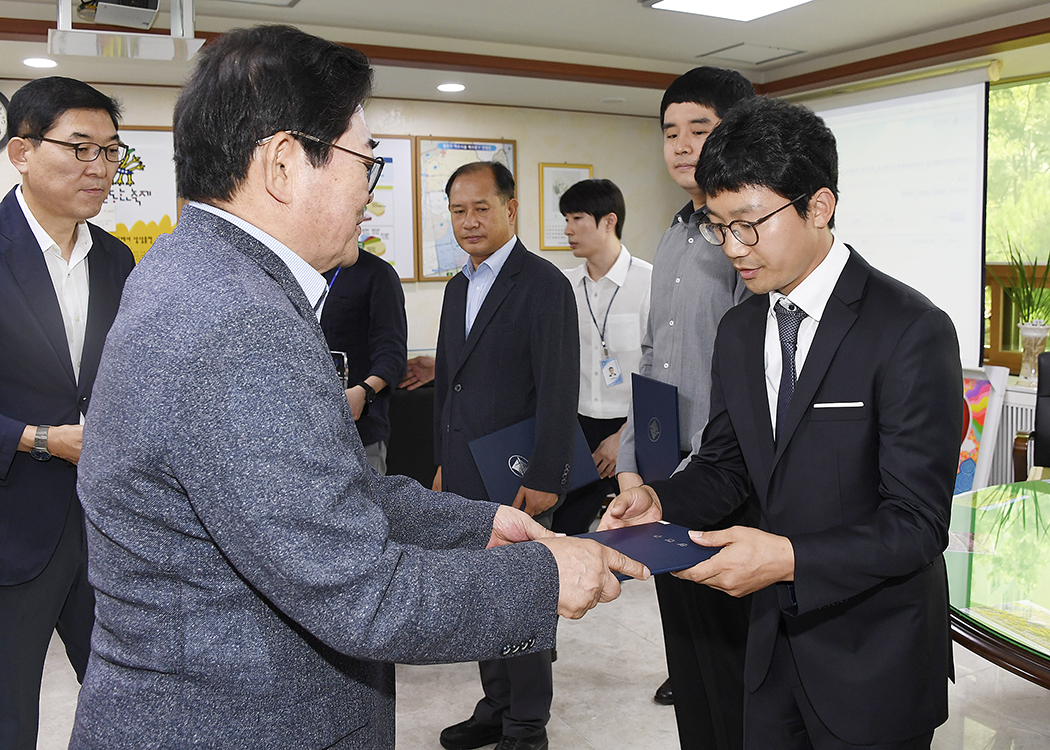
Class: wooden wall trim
3,15,1049,95
758,16,1050,95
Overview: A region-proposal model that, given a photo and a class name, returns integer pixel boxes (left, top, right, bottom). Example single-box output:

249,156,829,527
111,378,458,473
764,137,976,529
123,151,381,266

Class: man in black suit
434,161,579,750
0,77,135,750
602,96,962,749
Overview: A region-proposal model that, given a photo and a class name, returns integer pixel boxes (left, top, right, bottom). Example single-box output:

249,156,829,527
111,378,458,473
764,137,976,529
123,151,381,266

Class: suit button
454,384,462,392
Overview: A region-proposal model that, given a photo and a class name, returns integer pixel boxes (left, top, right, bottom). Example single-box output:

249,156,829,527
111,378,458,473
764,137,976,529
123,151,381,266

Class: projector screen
811,80,987,368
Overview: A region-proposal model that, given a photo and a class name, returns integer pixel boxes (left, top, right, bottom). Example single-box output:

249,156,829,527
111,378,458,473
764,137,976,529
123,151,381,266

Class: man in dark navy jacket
433,161,579,750
0,77,135,750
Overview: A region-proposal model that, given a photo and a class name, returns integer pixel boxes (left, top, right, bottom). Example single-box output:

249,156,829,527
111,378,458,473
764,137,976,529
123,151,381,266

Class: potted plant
993,239,1050,381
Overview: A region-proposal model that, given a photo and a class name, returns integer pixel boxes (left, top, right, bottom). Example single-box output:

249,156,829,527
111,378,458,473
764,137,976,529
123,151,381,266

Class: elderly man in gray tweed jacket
68,26,646,750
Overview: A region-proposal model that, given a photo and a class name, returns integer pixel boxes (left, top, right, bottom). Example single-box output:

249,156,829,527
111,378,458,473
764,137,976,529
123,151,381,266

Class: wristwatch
357,381,377,404
356,381,376,418
31,425,51,461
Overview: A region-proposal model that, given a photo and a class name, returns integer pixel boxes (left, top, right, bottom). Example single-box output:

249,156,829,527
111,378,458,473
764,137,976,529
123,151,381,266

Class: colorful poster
955,377,992,494
363,136,416,280
95,128,177,263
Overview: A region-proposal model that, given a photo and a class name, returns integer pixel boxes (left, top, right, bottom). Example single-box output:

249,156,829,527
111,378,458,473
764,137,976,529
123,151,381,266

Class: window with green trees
985,76,1050,370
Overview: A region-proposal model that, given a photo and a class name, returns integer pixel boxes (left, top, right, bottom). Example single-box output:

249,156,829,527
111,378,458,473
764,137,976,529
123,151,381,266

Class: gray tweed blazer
69,206,559,749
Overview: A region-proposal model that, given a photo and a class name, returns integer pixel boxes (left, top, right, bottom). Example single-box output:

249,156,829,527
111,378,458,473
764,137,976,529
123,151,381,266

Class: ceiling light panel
643,0,814,22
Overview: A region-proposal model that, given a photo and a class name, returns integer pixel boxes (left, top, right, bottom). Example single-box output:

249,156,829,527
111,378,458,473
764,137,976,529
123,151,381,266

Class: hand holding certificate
577,521,721,581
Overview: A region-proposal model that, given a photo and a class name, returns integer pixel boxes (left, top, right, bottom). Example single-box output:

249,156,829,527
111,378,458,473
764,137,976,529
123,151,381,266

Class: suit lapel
772,249,867,468
79,227,121,400
0,189,77,387
453,241,523,373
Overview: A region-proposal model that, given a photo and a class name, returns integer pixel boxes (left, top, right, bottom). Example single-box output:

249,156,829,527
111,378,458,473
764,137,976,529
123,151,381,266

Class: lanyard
315,266,342,313
582,256,631,358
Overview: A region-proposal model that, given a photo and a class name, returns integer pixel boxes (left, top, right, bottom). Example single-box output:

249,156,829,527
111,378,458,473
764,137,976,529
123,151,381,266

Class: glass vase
1017,323,1050,382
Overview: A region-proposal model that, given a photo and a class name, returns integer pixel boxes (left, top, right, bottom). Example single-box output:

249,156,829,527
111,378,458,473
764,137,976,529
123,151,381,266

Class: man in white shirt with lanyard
554,179,651,535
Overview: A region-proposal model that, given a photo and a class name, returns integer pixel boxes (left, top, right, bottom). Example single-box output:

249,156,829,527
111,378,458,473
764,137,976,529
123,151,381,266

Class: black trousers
744,623,934,750
552,415,626,535
658,574,750,750
0,497,95,750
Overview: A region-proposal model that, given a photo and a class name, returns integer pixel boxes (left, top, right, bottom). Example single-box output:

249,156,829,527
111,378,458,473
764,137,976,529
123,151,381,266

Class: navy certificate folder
577,521,719,580
468,418,600,506
632,374,681,483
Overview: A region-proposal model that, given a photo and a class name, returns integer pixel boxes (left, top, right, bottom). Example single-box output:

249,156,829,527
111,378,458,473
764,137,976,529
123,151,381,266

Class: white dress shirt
564,245,653,419
764,236,850,438
462,235,516,337
17,185,92,384
191,202,330,319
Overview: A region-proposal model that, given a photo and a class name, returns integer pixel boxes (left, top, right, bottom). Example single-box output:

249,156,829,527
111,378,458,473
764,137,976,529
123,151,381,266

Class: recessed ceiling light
437,83,465,93
644,0,814,22
600,97,626,104
24,57,58,68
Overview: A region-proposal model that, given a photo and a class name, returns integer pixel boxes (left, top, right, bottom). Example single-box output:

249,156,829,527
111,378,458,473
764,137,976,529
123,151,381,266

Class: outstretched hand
672,526,794,598
597,485,663,531
538,536,649,619
487,505,556,548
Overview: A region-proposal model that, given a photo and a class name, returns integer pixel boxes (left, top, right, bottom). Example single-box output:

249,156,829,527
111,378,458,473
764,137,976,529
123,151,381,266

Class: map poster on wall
539,163,592,250
365,135,416,281
95,127,176,263
415,137,516,281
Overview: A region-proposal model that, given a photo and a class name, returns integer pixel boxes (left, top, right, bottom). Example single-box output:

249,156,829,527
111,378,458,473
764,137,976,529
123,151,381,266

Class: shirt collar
768,235,849,324
15,184,92,260
190,202,329,315
601,244,632,287
462,234,517,280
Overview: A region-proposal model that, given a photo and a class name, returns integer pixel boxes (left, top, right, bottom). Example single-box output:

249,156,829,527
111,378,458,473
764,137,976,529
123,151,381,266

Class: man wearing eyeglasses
0,76,135,750
69,26,644,750
603,96,962,749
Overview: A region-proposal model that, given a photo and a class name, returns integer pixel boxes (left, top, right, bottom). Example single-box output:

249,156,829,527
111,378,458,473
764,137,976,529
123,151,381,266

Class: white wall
1,79,683,351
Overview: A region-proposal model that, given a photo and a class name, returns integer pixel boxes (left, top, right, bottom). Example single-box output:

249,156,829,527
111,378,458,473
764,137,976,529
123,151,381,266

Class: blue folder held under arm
632,373,681,483
577,521,720,581
468,418,600,506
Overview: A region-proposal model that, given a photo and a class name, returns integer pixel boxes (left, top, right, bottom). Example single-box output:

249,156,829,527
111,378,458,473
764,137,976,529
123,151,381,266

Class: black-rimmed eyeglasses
22,135,128,164
698,194,807,247
257,130,385,193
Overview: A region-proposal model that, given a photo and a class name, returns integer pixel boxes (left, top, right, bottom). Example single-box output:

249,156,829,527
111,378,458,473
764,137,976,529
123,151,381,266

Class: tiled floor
37,576,1050,749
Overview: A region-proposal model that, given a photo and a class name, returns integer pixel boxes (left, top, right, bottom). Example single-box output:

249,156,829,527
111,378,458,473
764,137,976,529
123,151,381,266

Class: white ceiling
2,0,1050,116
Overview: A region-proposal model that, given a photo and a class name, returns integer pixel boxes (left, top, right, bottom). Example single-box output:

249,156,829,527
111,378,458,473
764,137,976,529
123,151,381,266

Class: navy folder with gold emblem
577,521,719,580
632,374,681,483
468,418,599,506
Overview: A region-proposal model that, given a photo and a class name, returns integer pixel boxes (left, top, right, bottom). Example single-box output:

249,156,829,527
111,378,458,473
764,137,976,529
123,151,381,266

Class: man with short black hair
614,66,757,750
434,160,579,750
0,76,135,750
605,95,962,750
70,26,642,750
553,178,651,535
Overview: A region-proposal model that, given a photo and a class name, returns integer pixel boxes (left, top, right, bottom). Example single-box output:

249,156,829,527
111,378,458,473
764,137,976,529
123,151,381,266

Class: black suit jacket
652,249,962,744
0,186,135,585
434,240,579,502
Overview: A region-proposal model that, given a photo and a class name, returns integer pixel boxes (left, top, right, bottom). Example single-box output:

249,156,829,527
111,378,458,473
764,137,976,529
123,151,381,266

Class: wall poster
366,135,416,281
415,137,516,281
96,127,177,263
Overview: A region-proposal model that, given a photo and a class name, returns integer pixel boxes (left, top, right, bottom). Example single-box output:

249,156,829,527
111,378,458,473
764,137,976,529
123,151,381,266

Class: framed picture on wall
96,126,177,263
366,135,417,281
414,136,517,281
539,163,592,250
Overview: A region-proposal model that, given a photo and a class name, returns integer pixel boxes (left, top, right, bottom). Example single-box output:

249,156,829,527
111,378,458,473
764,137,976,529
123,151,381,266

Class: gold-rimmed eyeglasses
257,130,385,193
698,194,807,247
21,135,128,164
